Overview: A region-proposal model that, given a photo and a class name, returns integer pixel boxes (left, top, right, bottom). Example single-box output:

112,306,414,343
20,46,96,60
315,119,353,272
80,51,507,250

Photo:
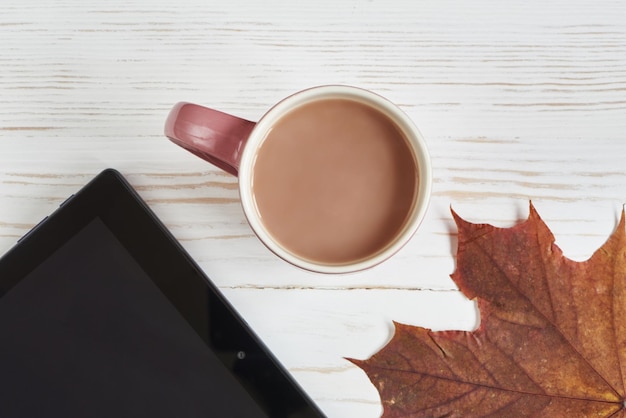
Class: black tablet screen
0,217,266,418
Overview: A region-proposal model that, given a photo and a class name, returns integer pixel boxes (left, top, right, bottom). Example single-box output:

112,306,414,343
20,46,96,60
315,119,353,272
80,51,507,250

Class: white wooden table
2,1,625,416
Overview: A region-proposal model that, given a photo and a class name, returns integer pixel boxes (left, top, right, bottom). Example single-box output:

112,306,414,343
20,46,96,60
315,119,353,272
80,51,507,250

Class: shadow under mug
164,85,432,274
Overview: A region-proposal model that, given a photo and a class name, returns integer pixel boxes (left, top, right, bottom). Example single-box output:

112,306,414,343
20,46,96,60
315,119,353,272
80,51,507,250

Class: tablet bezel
0,168,324,418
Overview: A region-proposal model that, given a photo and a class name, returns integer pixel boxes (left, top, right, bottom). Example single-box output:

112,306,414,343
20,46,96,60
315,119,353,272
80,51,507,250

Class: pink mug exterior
163,86,432,274
164,102,255,176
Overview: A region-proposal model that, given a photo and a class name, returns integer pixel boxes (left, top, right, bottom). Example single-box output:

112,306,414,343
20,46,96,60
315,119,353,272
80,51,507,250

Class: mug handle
164,102,256,176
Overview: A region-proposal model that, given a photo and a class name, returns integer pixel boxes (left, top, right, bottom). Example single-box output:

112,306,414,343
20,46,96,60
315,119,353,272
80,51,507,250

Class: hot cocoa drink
251,98,418,265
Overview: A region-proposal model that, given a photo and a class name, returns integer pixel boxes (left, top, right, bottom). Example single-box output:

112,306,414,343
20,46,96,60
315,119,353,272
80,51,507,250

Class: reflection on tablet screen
0,218,267,418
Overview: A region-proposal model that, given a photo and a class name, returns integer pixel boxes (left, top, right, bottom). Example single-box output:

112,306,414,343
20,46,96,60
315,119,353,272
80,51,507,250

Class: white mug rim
239,85,432,274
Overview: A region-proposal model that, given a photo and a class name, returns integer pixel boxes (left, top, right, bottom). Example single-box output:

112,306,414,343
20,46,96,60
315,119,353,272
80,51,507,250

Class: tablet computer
0,168,325,418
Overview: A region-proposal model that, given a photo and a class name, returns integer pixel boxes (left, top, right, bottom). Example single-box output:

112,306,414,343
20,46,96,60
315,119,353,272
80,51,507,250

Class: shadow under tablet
0,169,325,418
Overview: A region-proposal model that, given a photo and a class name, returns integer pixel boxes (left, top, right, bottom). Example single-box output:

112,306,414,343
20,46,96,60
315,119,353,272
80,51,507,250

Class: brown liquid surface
252,98,417,265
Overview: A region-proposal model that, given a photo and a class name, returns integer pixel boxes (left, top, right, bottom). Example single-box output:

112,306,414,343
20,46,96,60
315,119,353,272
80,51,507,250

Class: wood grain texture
1,0,626,416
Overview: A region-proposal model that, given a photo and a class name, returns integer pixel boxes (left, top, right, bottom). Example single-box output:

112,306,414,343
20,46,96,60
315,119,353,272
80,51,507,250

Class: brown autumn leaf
350,203,626,417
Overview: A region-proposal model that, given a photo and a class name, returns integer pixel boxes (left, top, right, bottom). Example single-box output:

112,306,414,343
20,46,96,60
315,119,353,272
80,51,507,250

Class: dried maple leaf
350,203,626,417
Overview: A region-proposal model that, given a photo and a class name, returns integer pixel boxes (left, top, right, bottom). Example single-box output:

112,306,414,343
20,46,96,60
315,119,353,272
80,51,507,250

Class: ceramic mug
164,85,431,273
